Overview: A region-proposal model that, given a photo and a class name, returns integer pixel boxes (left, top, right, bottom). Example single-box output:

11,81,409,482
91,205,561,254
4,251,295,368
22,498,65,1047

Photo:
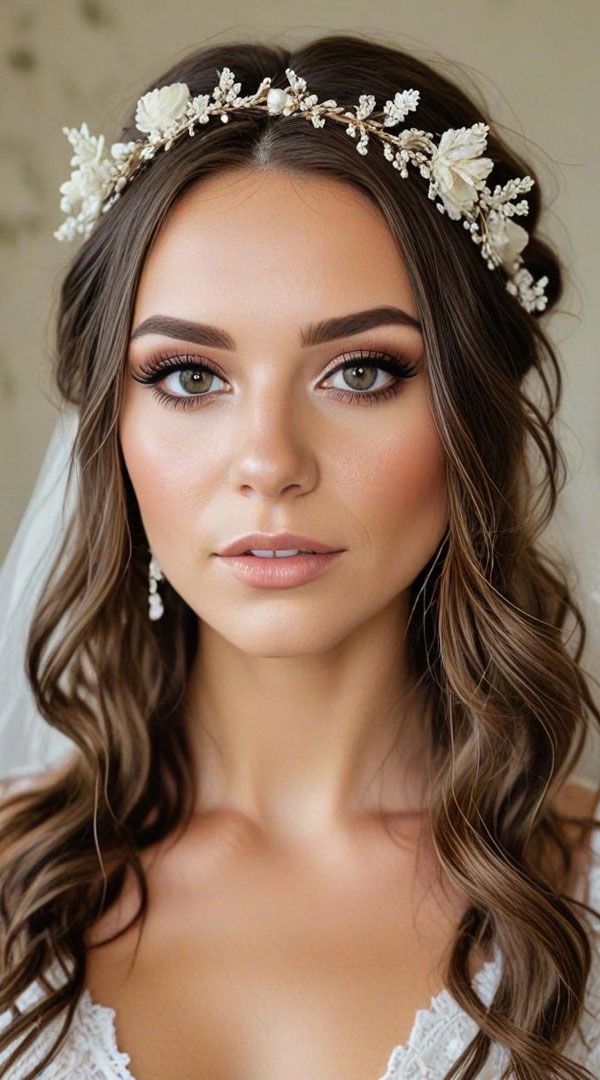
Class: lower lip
215,551,344,589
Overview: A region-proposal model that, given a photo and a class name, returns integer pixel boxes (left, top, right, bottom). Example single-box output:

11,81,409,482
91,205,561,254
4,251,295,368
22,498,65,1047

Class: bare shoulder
553,777,599,826
550,776,600,900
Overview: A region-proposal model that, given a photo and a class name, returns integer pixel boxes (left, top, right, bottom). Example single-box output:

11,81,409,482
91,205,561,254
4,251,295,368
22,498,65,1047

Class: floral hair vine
54,66,549,314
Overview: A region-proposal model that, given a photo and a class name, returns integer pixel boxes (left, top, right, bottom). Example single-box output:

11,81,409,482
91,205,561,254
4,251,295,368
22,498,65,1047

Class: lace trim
66,948,508,1080
3,902,599,1080
73,990,136,1080
0,969,136,1080
376,945,510,1079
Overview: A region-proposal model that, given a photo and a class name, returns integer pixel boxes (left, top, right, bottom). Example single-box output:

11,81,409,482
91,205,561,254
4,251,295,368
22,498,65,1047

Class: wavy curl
1,32,599,1080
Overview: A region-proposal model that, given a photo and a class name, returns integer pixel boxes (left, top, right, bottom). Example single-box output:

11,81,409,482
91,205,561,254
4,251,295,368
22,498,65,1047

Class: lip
215,532,344,557
215,550,344,589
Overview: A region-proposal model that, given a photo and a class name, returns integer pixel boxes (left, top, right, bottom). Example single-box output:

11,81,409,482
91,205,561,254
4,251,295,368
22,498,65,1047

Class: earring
148,549,164,621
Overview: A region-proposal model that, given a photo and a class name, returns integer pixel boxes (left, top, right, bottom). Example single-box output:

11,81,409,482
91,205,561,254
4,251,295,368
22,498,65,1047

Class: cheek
118,400,214,543
342,399,447,576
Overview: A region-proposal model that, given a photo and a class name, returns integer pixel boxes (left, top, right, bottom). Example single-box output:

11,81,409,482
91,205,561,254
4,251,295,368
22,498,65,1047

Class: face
119,167,448,657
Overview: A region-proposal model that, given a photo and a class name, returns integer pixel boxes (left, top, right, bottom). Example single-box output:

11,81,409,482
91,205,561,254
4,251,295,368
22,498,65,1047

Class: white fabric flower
266,87,293,115
135,83,191,136
58,172,90,216
58,157,111,215
486,213,530,270
71,130,105,169
430,123,494,219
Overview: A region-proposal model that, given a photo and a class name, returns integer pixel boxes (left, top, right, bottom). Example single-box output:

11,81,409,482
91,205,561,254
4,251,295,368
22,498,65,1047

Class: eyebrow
129,305,422,349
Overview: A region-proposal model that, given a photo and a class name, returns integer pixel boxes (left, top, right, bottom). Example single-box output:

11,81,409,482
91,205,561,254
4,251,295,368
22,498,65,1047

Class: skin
119,166,448,854
81,167,598,1078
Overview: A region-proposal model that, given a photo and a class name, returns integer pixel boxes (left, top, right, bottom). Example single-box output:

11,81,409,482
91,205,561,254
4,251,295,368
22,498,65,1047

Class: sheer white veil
0,407,79,777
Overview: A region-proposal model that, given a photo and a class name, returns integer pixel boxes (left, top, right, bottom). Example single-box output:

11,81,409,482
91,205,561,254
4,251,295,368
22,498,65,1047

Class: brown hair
1,32,599,1080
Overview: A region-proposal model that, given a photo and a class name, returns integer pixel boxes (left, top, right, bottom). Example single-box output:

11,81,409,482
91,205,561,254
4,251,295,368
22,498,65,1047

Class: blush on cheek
121,399,201,497
364,415,447,574
120,414,177,535
119,407,218,574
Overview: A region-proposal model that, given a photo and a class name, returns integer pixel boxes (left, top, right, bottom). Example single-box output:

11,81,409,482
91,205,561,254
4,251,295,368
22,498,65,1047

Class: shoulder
554,776,599,819
554,780,600,1064
552,776,600,905
553,776,599,850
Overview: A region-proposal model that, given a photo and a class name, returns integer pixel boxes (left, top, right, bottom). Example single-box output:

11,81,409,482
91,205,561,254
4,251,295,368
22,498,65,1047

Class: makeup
215,550,344,589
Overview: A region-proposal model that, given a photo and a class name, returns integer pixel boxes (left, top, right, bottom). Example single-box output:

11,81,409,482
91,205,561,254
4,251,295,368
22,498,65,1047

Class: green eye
131,348,418,411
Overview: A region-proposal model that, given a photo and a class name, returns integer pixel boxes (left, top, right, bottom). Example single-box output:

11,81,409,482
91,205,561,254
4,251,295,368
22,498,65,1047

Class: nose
226,392,318,500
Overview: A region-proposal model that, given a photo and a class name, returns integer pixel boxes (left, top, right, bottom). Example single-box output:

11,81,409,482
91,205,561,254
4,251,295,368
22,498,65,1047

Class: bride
1,32,599,1080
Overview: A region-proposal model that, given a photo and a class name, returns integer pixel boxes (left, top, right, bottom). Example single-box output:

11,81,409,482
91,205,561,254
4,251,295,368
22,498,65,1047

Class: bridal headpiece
54,66,548,315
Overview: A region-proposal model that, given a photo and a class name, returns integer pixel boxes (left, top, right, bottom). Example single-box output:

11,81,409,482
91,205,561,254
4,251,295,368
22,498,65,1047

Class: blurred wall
2,1,599,779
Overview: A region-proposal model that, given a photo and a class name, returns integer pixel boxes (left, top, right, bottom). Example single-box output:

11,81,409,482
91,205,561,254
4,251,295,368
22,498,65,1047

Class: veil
1,402,599,783
0,407,79,778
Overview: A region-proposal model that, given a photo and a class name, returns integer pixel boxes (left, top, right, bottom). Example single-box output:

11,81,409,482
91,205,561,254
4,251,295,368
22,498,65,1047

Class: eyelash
131,348,418,411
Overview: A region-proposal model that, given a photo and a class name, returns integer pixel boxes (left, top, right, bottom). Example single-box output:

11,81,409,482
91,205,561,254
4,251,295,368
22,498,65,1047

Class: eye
130,348,418,411
131,353,227,411
322,350,418,406
161,365,224,400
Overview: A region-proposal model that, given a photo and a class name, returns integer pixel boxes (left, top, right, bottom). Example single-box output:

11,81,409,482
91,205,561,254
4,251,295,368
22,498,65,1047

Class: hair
1,31,599,1080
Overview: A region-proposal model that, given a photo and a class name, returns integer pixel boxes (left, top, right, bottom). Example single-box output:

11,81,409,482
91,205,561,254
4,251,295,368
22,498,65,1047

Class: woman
0,32,599,1080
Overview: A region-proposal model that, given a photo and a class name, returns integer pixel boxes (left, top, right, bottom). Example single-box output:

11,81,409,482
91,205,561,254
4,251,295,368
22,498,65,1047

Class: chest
83,815,482,1080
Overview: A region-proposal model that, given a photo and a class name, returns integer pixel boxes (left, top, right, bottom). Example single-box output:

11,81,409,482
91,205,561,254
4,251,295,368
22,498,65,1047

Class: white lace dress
1,769,599,1079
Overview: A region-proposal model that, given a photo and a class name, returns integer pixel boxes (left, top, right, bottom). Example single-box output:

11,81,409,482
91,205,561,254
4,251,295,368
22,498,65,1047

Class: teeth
246,548,315,558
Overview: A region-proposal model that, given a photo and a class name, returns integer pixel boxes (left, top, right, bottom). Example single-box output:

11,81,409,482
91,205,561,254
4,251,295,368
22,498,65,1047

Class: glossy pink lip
215,532,344,557
216,550,344,589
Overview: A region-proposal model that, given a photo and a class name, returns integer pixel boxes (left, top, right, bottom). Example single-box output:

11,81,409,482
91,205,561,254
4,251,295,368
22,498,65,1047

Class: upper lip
216,532,344,556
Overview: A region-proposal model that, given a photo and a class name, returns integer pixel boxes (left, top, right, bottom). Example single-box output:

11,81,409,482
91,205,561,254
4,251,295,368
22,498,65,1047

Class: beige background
2,1,599,780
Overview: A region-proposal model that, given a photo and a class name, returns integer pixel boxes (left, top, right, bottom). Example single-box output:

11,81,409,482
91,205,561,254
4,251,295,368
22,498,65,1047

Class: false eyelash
131,347,419,411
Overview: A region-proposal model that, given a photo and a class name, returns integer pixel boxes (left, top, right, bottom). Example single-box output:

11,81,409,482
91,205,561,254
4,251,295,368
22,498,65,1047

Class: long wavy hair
1,32,599,1080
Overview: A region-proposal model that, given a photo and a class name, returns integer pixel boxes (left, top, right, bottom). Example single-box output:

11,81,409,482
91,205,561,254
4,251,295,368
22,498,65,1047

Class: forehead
132,167,417,330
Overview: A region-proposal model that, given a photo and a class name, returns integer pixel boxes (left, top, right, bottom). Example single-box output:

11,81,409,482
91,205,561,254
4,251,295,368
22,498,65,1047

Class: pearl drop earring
148,549,164,621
